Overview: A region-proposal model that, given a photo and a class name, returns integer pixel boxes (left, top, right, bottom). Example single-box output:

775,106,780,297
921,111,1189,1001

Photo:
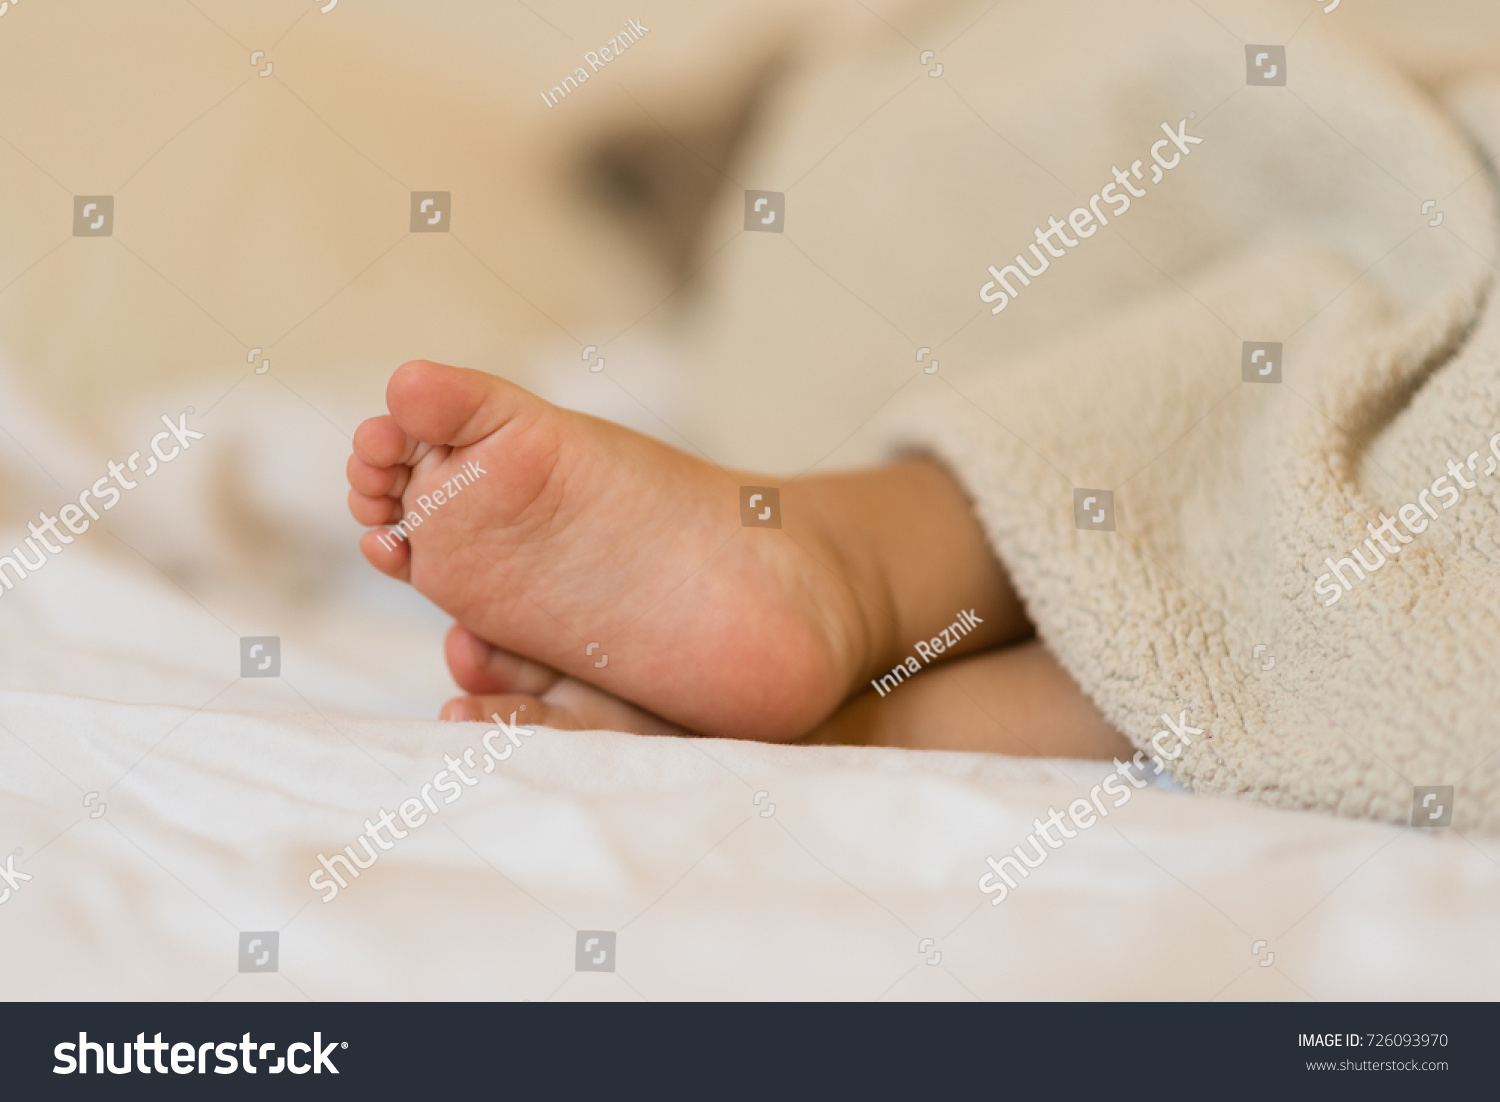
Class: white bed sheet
2,535,1497,1001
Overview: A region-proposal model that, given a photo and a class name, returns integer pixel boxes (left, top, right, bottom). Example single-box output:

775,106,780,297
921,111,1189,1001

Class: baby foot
437,625,689,739
347,360,871,740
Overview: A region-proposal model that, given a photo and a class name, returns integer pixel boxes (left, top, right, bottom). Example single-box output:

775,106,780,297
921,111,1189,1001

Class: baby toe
439,694,554,726
386,359,533,449
347,454,401,497
445,625,561,696
359,529,410,580
353,414,415,468
348,488,402,527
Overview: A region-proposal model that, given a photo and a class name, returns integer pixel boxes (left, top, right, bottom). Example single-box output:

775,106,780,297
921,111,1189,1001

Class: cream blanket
870,32,1500,828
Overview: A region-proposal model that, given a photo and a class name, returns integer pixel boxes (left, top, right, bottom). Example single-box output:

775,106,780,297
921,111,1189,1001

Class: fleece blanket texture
876,29,1500,827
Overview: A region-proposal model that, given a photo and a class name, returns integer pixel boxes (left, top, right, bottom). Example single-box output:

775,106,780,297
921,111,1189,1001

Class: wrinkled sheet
1,544,1497,1000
